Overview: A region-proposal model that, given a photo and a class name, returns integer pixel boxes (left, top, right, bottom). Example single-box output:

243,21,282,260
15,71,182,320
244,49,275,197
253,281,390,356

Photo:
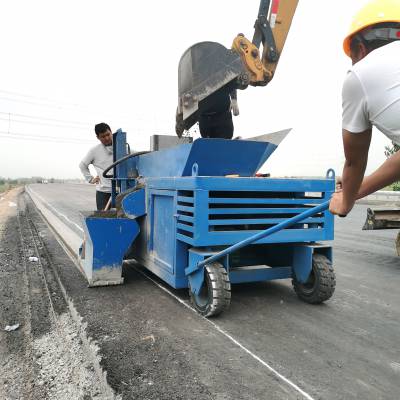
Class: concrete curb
25,185,82,258
360,191,400,204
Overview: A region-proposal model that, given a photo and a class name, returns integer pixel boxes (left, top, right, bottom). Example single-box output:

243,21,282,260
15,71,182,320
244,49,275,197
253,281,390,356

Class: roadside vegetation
384,141,400,191
0,178,19,193
0,177,67,193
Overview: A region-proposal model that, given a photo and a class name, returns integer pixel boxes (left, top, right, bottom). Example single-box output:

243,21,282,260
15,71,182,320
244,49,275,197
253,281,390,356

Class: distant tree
385,141,400,191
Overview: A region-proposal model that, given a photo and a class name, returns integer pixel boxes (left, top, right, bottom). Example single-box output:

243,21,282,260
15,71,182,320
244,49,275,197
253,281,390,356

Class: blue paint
292,246,313,283
80,213,140,286
80,131,335,310
136,138,278,178
196,201,330,269
122,188,146,218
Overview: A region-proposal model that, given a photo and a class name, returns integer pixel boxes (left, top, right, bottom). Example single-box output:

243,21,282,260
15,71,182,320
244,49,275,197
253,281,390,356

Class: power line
0,130,94,144
0,111,91,127
0,95,82,110
0,89,96,111
0,89,80,105
0,89,147,123
0,116,89,130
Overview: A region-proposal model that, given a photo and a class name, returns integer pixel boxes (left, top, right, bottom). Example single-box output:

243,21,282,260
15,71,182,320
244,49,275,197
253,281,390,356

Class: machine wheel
189,262,231,317
292,254,336,304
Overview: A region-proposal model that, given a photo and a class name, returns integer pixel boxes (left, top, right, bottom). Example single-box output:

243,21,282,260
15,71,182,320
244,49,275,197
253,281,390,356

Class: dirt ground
0,188,115,400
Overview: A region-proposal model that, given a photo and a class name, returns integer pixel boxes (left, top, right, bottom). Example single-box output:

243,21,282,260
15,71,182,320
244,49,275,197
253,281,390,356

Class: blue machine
79,130,335,317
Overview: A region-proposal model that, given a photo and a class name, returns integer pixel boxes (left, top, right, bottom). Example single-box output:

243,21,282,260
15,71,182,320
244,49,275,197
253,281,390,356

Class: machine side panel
149,191,176,274
131,189,187,288
172,176,335,247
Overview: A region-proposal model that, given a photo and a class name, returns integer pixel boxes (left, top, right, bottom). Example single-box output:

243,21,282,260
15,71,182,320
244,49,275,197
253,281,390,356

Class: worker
79,123,113,211
329,0,400,216
198,87,239,139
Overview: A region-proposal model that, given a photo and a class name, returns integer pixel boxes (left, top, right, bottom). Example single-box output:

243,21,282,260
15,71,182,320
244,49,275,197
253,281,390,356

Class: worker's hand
329,192,351,217
90,176,100,184
231,98,240,116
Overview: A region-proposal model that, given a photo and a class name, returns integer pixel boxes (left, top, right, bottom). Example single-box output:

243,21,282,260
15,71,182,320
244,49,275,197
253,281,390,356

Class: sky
0,0,391,179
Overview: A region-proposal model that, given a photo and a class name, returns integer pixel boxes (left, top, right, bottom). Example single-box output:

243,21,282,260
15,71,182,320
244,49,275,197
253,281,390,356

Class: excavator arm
233,0,298,86
175,0,299,136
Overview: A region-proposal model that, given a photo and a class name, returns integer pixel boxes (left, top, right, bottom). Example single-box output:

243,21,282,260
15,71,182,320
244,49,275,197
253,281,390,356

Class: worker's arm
79,150,99,184
357,151,400,197
329,128,371,215
330,68,374,215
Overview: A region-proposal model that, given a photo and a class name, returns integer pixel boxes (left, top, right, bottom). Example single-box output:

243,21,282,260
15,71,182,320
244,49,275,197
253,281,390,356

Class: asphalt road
26,183,400,400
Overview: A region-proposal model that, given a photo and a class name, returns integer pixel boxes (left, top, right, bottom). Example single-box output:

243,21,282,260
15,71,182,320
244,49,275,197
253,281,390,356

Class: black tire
292,254,336,304
189,262,231,317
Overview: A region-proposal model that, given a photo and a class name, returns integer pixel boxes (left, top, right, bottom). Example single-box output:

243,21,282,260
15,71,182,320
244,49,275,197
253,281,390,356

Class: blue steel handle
197,200,330,268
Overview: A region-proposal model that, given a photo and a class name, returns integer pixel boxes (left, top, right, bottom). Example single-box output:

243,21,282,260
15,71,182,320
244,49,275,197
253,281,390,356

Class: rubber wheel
189,262,231,317
292,254,336,304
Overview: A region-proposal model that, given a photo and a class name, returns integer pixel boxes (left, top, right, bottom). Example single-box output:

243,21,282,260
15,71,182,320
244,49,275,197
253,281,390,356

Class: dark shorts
96,191,111,211
199,111,234,139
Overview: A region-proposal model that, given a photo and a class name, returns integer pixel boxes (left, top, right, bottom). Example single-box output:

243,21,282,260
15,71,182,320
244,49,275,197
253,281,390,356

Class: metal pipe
197,200,330,268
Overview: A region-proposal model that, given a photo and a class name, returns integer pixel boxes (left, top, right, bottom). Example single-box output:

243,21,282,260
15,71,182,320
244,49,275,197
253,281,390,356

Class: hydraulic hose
102,151,151,179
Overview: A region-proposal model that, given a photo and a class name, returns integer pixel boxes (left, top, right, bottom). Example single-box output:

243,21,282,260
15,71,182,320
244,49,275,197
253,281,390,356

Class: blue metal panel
177,215,194,223
208,207,314,214
146,176,335,192
177,196,194,203
208,198,324,205
186,248,229,294
209,217,324,225
177,205,195,212
187,251,206,294
292,246,313,283
136,138,279,178
184,229,333,247
80,214,139,286
149,190,177,274
177,223,194,232
121,188,146,218
181,139,277,177
196,202,329,268
138,143,192,178
193,190,208,243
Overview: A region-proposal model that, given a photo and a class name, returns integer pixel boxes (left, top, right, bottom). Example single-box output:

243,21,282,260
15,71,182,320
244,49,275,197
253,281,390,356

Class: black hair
94,122,111,137
350,22,400,54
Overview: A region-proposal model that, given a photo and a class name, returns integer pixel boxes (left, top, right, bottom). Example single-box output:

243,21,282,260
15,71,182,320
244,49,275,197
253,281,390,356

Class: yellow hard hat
343,0,400,57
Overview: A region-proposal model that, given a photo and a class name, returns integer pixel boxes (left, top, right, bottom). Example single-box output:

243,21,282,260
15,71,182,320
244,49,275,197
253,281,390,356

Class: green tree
385,141,400,191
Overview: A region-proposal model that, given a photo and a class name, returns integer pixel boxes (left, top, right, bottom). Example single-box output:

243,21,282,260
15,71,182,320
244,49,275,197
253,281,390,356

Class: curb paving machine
79,0,337,317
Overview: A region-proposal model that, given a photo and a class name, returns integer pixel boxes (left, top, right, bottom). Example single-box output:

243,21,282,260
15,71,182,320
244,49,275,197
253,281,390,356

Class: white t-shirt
79,143,113,193
342,41,400,144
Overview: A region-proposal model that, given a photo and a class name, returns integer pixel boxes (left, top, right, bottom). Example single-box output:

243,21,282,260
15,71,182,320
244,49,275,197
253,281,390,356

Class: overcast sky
0,0,390,179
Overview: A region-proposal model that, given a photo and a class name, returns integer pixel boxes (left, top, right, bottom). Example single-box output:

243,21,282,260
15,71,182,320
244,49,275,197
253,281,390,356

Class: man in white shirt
79,123,113,210
330,0,400,216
